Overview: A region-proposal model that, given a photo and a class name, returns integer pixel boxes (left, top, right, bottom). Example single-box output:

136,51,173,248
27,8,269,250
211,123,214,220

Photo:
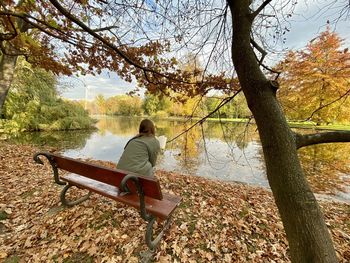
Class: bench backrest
50,153,163,200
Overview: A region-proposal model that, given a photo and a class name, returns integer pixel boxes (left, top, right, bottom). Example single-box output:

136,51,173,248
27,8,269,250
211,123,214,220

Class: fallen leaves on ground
0,142,349,262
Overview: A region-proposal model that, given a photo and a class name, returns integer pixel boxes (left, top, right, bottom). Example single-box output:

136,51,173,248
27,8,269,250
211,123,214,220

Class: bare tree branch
167,89,242,143
295,131,350,149
250,37,267,63
47,1,167,73
250,38,281,79
305,88,350,122
251,0,273,19
0,10,82,46
78,25,120,32
48,0,197,86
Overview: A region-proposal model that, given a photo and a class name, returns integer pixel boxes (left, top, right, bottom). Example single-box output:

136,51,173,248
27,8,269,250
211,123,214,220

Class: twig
167,89,242,143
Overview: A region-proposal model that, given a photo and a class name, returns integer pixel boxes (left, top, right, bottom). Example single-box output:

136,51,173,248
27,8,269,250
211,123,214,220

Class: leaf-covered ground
0,142,349,262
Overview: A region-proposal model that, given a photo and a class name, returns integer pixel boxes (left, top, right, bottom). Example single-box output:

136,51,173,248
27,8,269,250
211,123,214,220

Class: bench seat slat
61,174,181,220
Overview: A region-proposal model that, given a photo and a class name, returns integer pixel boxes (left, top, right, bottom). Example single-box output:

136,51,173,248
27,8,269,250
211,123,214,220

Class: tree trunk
0,53,17,117
228,1,338,262
0,7,30,117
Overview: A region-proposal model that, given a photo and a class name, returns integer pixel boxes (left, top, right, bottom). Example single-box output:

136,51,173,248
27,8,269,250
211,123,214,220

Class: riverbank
91,115,350,131
0,142,349,262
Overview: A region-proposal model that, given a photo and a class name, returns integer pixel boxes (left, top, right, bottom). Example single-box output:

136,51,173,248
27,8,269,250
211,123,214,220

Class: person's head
139,119,156,136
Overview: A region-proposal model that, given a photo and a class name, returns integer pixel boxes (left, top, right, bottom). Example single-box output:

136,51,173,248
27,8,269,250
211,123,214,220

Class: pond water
10,116,350,202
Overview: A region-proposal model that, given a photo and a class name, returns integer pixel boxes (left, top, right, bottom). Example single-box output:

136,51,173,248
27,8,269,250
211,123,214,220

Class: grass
0,210,9,221
3,256,20,263
288,121,350,131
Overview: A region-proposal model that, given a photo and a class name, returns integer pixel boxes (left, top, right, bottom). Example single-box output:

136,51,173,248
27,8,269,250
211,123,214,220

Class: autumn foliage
277,28,350,125
1,0,238,101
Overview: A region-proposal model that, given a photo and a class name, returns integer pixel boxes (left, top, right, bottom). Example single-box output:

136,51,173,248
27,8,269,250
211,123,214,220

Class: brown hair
139,119,155,136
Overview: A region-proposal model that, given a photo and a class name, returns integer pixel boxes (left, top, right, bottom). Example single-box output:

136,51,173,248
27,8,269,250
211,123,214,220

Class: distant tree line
84,91,252,119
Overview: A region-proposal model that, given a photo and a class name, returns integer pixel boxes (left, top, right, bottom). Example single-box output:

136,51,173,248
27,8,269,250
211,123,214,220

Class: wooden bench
33,152,182,251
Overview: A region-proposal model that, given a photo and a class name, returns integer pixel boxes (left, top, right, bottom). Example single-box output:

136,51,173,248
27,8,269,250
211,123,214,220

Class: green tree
142,93,160,116
0,1,73,115
277,29,350,125
105,96,121,115
205,93,250,119
143,92,172,117
119,95,143,116
104,94,142,116
232,92,251,118
1,60,94,132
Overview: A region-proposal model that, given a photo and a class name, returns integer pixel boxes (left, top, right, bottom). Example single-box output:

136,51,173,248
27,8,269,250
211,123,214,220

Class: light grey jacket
116,135,160,176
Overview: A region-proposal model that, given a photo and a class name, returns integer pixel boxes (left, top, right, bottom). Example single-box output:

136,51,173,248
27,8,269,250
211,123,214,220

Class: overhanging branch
251,0,273,19
295,131,350,149
48,0,195,85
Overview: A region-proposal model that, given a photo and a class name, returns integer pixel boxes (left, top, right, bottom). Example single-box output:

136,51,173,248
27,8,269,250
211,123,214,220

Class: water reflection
70,117,350,199
298,143,350,194
9,116,350,201
7,129,94,150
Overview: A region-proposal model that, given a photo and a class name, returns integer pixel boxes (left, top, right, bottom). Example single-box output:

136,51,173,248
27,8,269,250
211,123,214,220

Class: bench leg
60,184,91,207
145,214,172,251
120,174,173,251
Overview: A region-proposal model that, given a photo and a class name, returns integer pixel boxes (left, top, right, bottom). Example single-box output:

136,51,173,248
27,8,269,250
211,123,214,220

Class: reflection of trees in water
172,124,202,173
96,116,142,136
204,121,264,172
298,144,350,194
163,120,263,173
154,119,178,137
205,121,258,149
173,120,350,195
94,117,350,194
8,129,94,150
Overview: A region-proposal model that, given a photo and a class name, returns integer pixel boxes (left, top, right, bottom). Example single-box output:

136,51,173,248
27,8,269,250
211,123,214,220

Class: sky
59,1,350,101
283,1,350,49
59,70,136,101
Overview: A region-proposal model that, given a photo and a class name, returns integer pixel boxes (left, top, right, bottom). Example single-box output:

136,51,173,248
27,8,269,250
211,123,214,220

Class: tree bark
0,53,17,117
0,5,31,117
228,1,338,262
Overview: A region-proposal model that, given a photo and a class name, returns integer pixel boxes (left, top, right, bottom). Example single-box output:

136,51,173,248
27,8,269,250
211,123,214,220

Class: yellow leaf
0,251,8,259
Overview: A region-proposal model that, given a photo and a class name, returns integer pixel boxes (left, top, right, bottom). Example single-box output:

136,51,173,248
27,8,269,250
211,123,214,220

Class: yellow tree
277,28,350,125
94,94,106,115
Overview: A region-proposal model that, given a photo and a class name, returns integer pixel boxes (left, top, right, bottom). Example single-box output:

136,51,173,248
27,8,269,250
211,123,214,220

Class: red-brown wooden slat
61,174,181,220
51,154,163,200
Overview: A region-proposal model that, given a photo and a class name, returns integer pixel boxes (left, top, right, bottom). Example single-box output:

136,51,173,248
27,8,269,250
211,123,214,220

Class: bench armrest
33,152,66,185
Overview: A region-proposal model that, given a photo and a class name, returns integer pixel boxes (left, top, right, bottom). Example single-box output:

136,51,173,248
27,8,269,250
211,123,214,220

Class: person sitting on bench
117,119,160,177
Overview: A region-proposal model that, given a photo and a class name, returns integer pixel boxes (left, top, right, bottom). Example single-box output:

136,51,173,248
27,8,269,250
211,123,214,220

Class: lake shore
0,141,349,262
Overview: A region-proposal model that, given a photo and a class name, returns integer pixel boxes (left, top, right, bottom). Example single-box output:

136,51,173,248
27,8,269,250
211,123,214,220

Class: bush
0,66,95,133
